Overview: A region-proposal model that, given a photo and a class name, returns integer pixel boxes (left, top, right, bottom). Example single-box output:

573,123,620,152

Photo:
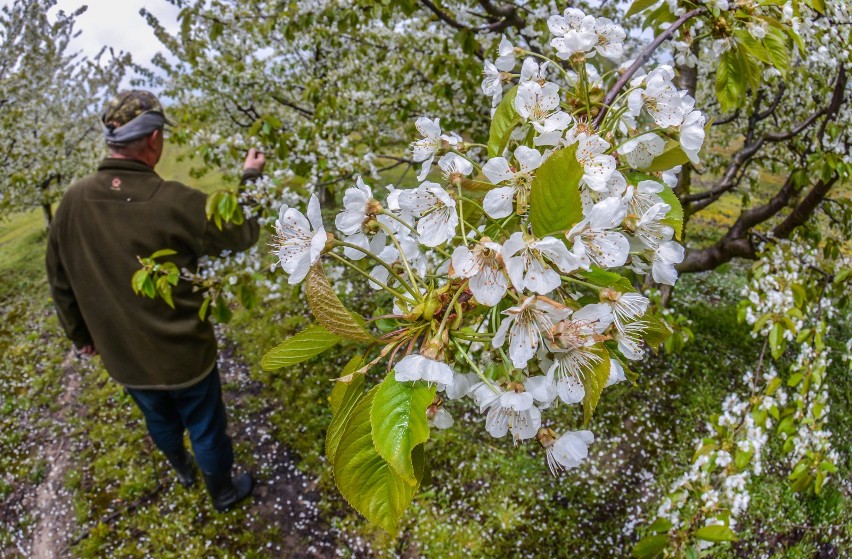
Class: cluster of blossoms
784,337,838,476
638,239,848,554
271,7,704,475
653,366,783,543
741,241,819,337
740,240,848,493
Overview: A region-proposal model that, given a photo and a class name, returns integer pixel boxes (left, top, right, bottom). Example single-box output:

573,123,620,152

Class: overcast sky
46,0,183,90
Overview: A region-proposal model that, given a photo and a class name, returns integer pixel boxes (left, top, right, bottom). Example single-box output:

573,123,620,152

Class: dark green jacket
46,158,260,389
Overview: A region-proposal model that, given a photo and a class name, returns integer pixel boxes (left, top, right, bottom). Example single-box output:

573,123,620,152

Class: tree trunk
42,202,53,227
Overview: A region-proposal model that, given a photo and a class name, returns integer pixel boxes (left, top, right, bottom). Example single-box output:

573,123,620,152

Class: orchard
1,0,850,557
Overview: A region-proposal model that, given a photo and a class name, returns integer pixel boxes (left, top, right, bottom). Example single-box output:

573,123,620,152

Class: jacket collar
98,158,158,174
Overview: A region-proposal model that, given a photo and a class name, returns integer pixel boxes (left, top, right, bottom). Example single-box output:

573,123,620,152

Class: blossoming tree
144,0,850,268
256,3,803,535
0,0,128,225
135,0,849,540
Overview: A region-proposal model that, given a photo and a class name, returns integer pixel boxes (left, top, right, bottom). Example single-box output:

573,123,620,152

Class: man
46,90,264,512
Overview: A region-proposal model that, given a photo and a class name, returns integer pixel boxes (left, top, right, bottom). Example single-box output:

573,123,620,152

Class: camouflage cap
102,90,173,129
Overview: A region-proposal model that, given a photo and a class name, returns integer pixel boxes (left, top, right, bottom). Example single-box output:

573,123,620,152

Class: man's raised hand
243,148,266,174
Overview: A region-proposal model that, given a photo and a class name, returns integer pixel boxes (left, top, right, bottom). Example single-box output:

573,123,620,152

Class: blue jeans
126,366,234,476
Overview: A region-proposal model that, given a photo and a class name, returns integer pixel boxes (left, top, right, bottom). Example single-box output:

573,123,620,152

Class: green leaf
657,184,684,241
766,376,782,395
807,0,826,13
753,312,773,333
693,442,718,462
236,283,256,309
487,86,519,158
131,269,149,295
769,322,786,359
642,2,676,30
582,346,611,425
205,191,222,220
529,144,584,237
211,296,232,323
198,297,211,320
142,276,156,299
716,49,747,112
647,517,673,533
155,276,175,308
305,263,375,342
734,29,772,64
791,283,806,308
209,19,223,41
218,191,238,221
625,0,659,18
735,449,753,469
815,469,826,495
371,373,435,486
578,267,635,292
261,324,342,371
333,387,423,536
631,534,669,559
459,178,496,192
820,460,838,473
645,141,691,172
763,27,791,76
150,248,178,259
643,313,672,349
694,525,738,543
741,48,763,92
327,360,365,460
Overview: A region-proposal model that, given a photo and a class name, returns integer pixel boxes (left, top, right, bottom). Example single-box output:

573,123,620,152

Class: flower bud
536,427,558,448
423,292,442,320
403,302,424,322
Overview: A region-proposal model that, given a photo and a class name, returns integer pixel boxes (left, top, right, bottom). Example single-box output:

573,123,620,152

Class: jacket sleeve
45,223,93,349
201,169,262,256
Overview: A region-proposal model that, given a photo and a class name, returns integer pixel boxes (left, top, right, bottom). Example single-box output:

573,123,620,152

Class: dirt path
20,342,355,558
217,343,347,557
29,351,80,559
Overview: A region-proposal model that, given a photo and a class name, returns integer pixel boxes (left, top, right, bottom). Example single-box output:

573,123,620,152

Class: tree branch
593,7,706,129
764,108,827,142
712,108,739,126
314,159,410,189
418,0,469,31
773,175,838,238
269,92,314,118
678,174,796,273
685,66,844,213
477,0,525,32
755,83,785,121
684,140,764,209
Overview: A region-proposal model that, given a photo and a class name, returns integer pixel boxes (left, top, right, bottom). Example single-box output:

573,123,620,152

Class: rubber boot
164,447,196,488
202,470,254,512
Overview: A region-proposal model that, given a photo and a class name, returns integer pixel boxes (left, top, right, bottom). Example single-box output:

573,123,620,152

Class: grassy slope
1,150,849,557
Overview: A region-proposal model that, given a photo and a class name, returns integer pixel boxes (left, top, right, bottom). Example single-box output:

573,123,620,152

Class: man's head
102,90,172,166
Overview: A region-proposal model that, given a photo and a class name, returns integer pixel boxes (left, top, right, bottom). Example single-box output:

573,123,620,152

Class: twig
593,7,706,128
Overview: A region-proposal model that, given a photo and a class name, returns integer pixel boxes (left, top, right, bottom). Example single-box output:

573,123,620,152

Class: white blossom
273,194,326,284
394,354,455,385
398,182,459,247
493,296,572,369
451,239,509,306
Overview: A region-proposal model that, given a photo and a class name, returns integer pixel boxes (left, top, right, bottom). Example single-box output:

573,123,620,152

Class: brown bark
678,175,839,273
